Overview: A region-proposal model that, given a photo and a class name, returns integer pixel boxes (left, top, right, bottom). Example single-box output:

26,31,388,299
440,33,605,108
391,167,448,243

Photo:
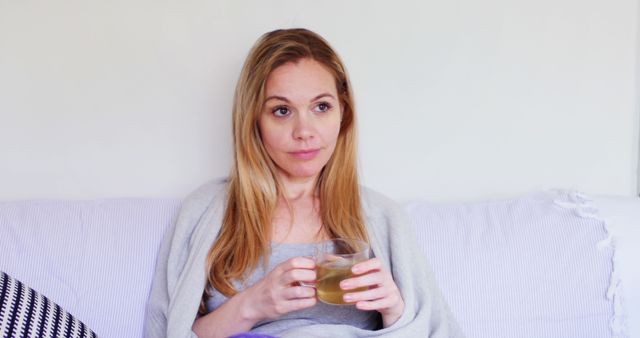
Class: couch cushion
406,191,617,338
0,271,97,337
0,199,180,338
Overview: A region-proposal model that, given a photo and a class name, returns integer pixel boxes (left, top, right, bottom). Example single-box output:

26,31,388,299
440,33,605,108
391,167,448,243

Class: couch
1,189,637,338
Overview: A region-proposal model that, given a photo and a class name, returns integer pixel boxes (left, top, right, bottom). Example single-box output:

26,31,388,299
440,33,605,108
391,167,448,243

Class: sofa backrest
0,199,180,338
0,192,623,337
407,191,620,338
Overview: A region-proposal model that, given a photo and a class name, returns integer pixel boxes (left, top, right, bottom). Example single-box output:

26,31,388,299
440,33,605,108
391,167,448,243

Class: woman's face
258,58,342,184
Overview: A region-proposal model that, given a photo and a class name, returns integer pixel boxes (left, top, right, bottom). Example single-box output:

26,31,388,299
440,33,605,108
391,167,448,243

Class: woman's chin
279,168,323,182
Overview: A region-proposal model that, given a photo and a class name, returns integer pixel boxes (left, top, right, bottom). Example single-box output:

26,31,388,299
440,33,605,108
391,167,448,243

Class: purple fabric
229,333,277,338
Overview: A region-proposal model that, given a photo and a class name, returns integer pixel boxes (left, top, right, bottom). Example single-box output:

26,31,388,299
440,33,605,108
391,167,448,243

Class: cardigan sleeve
143,180,224,338
360,187,465,337
143,210,175,338
388,201,464,337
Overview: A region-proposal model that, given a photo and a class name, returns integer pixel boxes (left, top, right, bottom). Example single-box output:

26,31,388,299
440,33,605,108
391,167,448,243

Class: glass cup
313,238,370,305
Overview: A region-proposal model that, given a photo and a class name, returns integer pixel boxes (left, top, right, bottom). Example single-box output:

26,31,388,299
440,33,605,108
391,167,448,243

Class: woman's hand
242,256,317,322
339,258,405,327
192,257,316,338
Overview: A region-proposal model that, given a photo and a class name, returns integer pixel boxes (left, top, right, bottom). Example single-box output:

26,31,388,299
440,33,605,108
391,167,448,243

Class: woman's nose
292,112,315,140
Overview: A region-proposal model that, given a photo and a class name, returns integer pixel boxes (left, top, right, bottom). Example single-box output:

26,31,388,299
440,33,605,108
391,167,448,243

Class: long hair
201,28,367,312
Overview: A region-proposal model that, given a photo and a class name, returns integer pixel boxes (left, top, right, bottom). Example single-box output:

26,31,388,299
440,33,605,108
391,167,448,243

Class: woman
144,28,462,338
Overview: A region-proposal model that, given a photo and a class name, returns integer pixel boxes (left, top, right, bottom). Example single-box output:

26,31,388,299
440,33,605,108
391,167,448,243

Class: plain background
0,1,638,336
0,0,638,202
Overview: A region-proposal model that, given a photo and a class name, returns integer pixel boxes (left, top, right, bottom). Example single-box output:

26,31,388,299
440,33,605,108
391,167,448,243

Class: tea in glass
314,238,370,305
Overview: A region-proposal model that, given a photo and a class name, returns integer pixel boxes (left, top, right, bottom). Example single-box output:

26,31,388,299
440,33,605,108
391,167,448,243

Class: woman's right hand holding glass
241,256,317,322
193,256,316,338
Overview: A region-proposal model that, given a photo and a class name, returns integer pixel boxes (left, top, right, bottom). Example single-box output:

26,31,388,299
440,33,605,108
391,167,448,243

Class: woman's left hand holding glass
339,257,405,328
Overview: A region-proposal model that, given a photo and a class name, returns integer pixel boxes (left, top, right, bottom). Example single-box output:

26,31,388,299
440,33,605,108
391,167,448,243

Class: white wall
0,0,638,202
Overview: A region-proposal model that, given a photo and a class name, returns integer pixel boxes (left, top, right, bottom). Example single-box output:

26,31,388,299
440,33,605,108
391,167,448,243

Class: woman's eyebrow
264,93,336,103
264,95,289,103
311,93,336,101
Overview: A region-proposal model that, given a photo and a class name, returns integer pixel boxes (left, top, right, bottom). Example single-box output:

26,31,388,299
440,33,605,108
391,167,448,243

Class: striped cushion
0,271,96,338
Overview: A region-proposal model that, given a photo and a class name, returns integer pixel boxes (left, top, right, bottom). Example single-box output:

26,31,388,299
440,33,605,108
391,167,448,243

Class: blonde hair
201,28,367,312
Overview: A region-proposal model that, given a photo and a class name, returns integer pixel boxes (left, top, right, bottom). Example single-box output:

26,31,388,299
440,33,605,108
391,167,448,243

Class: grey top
205,242,380,335
144,178,465,337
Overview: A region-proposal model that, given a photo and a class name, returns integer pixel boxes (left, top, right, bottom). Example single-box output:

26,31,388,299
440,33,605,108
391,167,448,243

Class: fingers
250,256,320,321
340,258,383,291
351,257,382,275
274,257,317,285
342,285,385,303
354,295,399,312
277,297,317,315
275,286,316,315
338,258,405,318
340,270,383,290
281,267,316,286
282,285,316,300
283,256,316,270
343,282,402,313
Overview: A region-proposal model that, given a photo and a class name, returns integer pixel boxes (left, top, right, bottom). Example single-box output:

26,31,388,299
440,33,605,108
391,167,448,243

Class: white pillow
0,199,180,338
406,191,625,338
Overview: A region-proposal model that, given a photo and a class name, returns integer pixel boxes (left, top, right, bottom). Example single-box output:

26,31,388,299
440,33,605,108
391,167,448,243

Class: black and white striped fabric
0,271,96,338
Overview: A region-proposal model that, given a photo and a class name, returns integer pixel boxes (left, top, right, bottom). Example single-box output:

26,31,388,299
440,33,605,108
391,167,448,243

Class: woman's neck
277,174,319,201
272,190,325,244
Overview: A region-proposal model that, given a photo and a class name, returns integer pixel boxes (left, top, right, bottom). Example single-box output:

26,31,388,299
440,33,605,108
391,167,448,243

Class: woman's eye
272,106,290,117
316,102,332,112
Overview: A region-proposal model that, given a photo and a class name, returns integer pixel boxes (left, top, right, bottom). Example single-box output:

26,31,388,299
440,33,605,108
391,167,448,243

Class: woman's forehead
264,59,338,100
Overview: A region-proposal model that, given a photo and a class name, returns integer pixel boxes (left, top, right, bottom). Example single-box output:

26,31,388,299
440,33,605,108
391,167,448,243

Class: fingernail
340,281,351,289
352,266,361,274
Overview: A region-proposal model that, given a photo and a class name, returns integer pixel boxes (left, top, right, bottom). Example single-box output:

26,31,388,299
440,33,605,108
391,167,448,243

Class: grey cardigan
144,179,464,337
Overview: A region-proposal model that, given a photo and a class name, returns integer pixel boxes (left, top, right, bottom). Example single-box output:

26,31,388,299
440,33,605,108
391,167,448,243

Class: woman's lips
289,149,320,160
